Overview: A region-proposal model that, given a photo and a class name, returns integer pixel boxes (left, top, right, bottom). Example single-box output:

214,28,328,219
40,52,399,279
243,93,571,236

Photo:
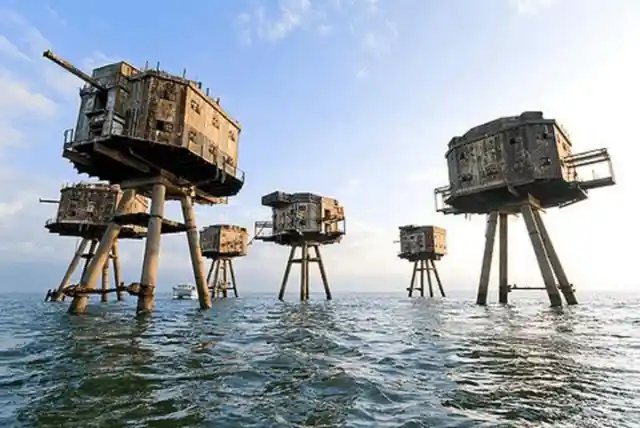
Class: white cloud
317,24,333,36
355,68,369,79
45,5,67,26
0,69,56,152
236,0,398,55
0,8,50,56
0,35,31,61
235,0,399,79
237,0,315,44
509,0,558,15
1,9,120,97
0,70,56,115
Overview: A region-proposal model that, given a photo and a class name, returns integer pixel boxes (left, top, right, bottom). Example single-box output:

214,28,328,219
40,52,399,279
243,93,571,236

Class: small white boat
172,284,197,300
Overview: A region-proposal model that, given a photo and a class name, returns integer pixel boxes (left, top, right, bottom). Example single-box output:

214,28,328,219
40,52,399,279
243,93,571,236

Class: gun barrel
42,49,106,92
39,198,60,204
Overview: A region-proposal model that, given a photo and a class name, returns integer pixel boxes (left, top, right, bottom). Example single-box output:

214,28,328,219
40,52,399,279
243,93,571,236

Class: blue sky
0,0,638,299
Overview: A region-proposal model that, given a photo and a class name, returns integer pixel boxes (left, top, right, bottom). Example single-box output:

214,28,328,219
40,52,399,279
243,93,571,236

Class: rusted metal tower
254,191,346,301
397,225,447,298
43,49,244,314
200,224,248,298
41,182,147,302
433,111,615,307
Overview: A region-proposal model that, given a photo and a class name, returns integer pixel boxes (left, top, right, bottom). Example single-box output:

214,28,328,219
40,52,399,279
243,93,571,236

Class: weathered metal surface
256,191,346,245
45,182,148,238
398,225,446,261
44,50,244,201
71,67,241,167
435,111,616,214
200,224,249,258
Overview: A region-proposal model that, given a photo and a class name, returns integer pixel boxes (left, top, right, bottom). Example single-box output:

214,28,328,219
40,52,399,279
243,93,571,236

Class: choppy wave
0,292,638,427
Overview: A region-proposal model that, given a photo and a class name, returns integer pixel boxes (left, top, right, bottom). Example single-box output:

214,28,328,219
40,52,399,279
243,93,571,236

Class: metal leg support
181,194,212,310
137,184,166,314
533,209,578,305
313,245,332,300
521,204,562,307
68,190,137,314
476,211,498,305
498,213,509,304
278,246,296,301
53,238,89,302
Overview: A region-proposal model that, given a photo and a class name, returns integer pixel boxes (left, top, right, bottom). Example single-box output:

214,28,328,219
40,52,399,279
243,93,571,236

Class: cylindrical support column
101,258,109,302
476,211,499,305
206,260,215,285
425,260,434,298
430,259,446,298
53,238,89,301
313,245,332,300
408,261,418,297
180,194,212,310
211,260,221,298
419,259,425,297
138,184,166,314
521,205,562,307
533,210,578,305
221,260,229,298
228,259,239,298
80,240,98,280
300,243,309,301
498,213,509,304
68,189,136,314
278,246,296,301
111,241,124,301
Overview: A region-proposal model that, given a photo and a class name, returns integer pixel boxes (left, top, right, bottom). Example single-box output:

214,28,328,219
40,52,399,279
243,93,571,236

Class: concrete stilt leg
180,194,212,310
498,213,509,304
68,189,137,314
101,258,109,302
419,259,425,297
533,210,577,305
431,259,446,297
211,260,221,298
112,241,123,301
278,246,296,301
53,238,89,302
425,260,434,298
137,184,166,314
228,259,239,298
80,240,98,280
221,259,229,298
521,205,562,307
313,245,332,300
300,243,309,302
408,261,418,297
206,261,215,286
476,212,498,305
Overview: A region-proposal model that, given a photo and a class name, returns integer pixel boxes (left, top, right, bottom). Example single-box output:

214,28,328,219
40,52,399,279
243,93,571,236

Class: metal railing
564,148,615,191
433,184,461,214
251,221,273,243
